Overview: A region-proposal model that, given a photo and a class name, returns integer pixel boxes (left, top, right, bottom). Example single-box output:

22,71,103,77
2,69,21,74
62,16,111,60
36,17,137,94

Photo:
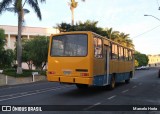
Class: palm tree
69,0,85,25
0,0,46,74
105,28,134,48
105,28,119,40
118,32,134,48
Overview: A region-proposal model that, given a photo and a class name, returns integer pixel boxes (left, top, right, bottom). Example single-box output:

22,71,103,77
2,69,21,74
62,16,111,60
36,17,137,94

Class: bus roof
50,31,134,51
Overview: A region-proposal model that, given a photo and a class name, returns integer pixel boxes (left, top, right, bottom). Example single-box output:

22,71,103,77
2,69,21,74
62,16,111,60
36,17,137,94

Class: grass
2,68,46,77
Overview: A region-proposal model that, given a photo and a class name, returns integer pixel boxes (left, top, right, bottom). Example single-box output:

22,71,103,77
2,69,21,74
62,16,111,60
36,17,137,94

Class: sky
0,0,160,55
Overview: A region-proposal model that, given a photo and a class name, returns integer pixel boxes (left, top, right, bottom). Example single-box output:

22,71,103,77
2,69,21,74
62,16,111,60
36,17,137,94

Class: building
0,25,59,49
148,55,160,67
0,25,59,69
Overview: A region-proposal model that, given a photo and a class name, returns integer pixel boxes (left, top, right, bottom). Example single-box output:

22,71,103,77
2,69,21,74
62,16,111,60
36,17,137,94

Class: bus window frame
128,50,133,61
111,43,118,60
124,48,129,61
118,46,124,61
50,33,88,57
94,35,103,59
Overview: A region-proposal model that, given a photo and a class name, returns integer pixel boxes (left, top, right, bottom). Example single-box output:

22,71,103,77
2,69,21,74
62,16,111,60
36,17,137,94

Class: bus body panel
47,57,93,85
47,32,94,85
92,33,134,86
109,60,133,82
92,36,110,86
47,31,134,87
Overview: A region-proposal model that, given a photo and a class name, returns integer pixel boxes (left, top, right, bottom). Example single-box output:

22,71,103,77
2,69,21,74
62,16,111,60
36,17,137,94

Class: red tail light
48,71,56,74
80,73,89,76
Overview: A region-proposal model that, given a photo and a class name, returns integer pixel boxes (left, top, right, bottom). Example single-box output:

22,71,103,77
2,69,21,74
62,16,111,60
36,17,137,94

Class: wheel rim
111,78,115,88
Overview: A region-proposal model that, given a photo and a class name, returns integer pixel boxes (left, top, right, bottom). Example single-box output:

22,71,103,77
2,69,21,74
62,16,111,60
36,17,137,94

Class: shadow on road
57,82,127,98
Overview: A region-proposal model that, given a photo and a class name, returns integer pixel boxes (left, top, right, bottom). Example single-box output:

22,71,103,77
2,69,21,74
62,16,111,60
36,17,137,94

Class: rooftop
0,25,59,36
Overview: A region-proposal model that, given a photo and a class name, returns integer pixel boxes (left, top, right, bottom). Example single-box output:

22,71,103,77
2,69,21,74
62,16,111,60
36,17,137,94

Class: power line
156,0,160,10
132,24,160,39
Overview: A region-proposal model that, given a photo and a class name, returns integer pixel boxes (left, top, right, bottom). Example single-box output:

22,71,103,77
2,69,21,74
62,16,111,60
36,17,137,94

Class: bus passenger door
104,45,109,85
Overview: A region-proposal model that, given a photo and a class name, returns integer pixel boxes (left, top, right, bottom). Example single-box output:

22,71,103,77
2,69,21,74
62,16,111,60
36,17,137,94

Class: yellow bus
47,31,134,89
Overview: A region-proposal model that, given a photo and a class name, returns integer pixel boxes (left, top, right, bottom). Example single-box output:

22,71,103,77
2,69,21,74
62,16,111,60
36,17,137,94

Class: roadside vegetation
0,29,48,77
0,29,14,69
9,36,48,77
56,20,134,48
0,0,46,74
21,36,49,70
0,20,149,77
135,51,149,67
3,69,46,77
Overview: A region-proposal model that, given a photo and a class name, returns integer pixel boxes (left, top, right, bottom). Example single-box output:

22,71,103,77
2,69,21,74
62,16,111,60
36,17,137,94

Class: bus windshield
51,34,88,57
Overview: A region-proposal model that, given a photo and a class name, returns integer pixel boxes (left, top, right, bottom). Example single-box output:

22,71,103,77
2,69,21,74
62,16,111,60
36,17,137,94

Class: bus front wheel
125,72,131,84
109,76,115,90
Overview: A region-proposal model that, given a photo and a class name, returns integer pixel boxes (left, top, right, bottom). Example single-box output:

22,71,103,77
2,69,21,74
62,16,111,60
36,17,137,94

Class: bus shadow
58,82,127,98
115,82,128,88
58,87,106,98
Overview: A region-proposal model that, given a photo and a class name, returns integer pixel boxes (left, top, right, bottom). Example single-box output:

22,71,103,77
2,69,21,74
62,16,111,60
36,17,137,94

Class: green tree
135,51,149,67
27,36,49,70
0,0,46,74
135,60,139,67
56,20,105,35
0,29,14,69
0,29,6,68
0,49,14,69
105,28,119,40
56,22,72,32
56,21,134,48
22,39,33,70
0,29,6,50
75,20,104,34
116,32,134,48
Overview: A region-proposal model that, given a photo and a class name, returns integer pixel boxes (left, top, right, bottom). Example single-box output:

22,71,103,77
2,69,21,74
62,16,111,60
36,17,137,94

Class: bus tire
125,72,131,84
125,79,130,84
76,84,88,89
109,76,115,90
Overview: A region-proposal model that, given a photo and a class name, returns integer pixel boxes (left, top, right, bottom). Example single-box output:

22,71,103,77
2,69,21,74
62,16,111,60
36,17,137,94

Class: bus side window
118,46,124,60
129,50,133,61
111,44,118,60
94,37,103,58
124,49,126,61
127,49,129,61
124,48,129,61
110,43,112,59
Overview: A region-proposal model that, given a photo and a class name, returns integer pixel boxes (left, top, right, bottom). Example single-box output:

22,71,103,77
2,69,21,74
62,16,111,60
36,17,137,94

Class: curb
0,74,47,86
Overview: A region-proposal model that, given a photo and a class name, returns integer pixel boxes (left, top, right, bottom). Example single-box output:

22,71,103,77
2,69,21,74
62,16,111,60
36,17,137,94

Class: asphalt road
0,67,160,114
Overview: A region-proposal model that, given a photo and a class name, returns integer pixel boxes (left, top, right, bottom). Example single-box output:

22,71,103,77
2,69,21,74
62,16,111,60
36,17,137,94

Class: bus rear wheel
109,76,115,90
76,84,88,89
125,79,130,84
125,72,131,84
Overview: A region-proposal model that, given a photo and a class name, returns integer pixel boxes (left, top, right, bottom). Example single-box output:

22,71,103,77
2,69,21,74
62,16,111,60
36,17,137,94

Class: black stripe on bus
76,69,88,72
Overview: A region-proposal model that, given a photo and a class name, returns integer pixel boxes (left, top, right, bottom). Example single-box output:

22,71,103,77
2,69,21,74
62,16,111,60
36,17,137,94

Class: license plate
63,70,72,75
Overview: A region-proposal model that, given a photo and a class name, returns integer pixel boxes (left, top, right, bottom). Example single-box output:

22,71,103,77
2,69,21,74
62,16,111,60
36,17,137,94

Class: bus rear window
51,34,88,56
